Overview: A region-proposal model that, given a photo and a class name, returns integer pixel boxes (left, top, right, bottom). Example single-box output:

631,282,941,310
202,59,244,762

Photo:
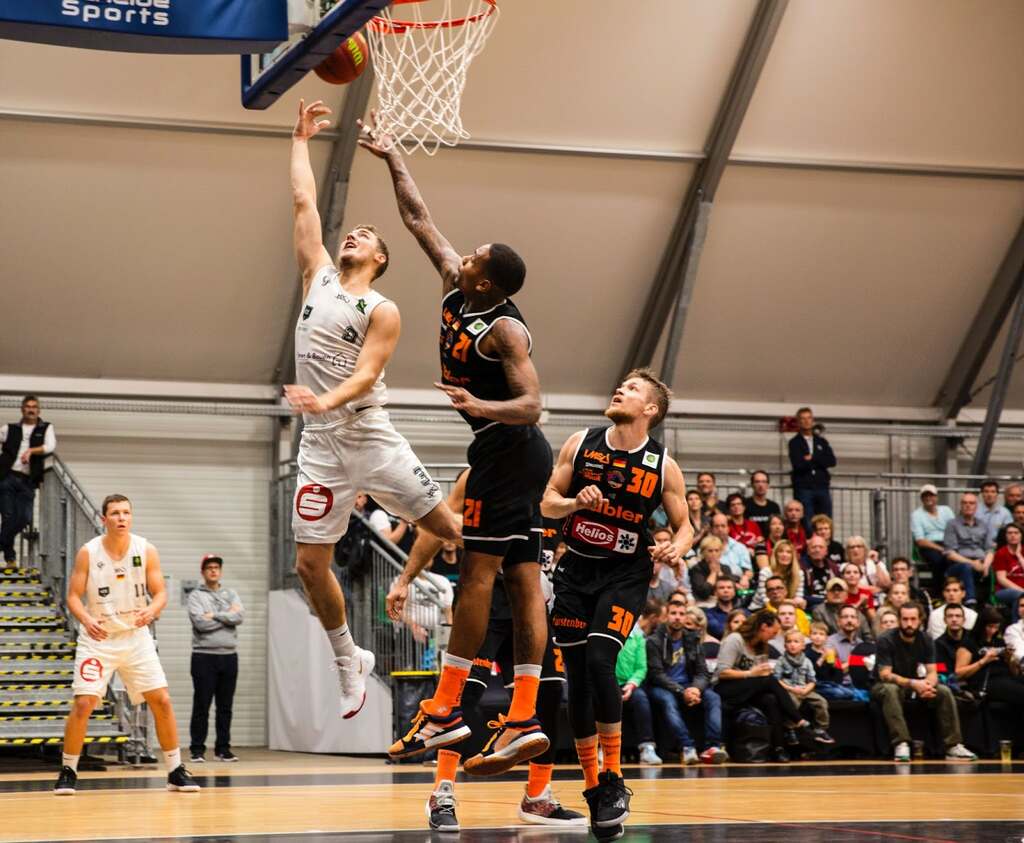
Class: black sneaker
166,765,201,792
388,706,472,760
593,823,625,842
772,746,791,763
189,753,205,763
215,751,239,762
583,770,632,828
784,728,799,746
54,765,77,796
813,728,836,745
425,780,459,832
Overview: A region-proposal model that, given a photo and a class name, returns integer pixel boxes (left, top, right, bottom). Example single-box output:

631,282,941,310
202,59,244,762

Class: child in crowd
805,622,869,702
774,629,835,745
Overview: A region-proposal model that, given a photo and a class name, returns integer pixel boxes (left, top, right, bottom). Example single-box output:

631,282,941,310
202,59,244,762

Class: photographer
953,605,1024,706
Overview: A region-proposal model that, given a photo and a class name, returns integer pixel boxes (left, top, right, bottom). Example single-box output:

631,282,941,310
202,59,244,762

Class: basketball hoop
366,0,499,155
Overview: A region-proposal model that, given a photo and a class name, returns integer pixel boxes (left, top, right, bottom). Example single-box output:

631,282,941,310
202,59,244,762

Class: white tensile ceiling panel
967,303,1024,415
669,166,1024,406
342,147,694,397
736,0,1024,167
0,120,329,382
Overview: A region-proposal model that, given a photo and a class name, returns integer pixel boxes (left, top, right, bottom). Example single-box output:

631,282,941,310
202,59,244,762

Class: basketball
314,32,370,85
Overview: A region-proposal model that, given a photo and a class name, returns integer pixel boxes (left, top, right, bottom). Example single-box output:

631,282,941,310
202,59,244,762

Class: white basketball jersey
83,533,150,637
295,265,390,426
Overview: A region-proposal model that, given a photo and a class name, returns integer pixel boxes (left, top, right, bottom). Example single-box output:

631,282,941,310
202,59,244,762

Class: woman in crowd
845,535,891,591
880,582,911,614
992,523,1024,619
684,606,717,644
749,540,805,610
713,609,812,762
762,514,786,556
954,606,1024,706
725,608,747,635
811,515,844,568
686,489,710,549
690,536,736,606
841,561,876,623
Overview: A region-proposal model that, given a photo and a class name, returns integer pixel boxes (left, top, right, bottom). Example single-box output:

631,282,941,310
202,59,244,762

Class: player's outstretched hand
434,382,485,417
649,540,680,567
574,485,604,512
284,384,329,415
357,109,397,158
386,580,409,621
294,98,332,141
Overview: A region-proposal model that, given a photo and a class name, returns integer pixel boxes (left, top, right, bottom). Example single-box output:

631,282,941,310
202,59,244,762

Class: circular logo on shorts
79,657,103,682
296,484,334,521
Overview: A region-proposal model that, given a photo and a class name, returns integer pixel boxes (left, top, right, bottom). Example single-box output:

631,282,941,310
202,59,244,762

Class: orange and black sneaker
388,705,472,760
462,715,550,776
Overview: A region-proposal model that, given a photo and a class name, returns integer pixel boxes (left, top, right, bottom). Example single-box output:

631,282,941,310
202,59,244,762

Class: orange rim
369,0,497,34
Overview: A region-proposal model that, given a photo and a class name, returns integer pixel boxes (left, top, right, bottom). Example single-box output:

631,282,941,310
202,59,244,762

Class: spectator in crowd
726,493,762,554
430,541,461,588
806,621,862,701
993,500,1024,549
690,536,734,606
685,606,716,643
668,586,694,609
713,610,814,763
871,604,977,762
769,601,807,651
359,494,413,547
977,480,1013,544
875,606,899,635
696,472,726,518
705,576,747,641
783,500,808,556
927,577,978,639
750,540,805,611
1003,593,1024,667
935,603,969,683
187,554,244,763
1005,483,1024,516
802,535,838,609
685,489,710,555
992,523,1024,619
774,629,835,745
646,601,728,765
648,557,677,604
811,577,849,635
725,608,747,636
811,515,844,568
828,605,872,667
841,562,876,623
880,583,913,625
709,513,755,588
911,484,956,588
762,514,786,556
788,407,837,528
888,557,932,609
845,536,890,591
763,579,810,635
942,492,992,606
744,470,781,539
953,605,1024,707
652,527,690,595
0,396,56,564
618,600,662,766
392,554,453,663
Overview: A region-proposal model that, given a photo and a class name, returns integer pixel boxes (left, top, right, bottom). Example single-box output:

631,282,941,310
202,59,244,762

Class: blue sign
0,0,287,54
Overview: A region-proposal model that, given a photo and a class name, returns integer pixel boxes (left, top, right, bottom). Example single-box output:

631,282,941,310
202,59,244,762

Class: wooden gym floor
2,749,1022,842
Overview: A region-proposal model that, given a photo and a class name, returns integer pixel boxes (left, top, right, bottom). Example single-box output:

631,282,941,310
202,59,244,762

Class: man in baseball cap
187,553,243,762
810,576,849,636
911,485,955,598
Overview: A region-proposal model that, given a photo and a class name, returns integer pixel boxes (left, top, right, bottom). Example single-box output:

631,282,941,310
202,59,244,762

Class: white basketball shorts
292,409,443,544
72,627,167,704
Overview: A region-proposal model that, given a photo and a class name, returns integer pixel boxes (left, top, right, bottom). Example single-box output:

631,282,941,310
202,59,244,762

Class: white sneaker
336,647,375,719
945,743,978,761
682,747,700,765
638,742,662,766
893,741,910,762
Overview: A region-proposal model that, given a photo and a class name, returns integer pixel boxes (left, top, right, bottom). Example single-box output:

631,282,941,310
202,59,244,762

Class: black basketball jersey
562,427,667,560
439,288,533,434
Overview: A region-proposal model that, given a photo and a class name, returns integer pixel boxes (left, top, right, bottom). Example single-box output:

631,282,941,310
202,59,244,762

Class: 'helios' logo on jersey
303,305,313,320
571,519,616,548
296,484,334,521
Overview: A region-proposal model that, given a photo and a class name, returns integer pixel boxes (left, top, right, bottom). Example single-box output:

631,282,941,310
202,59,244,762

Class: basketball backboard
241,0,390,110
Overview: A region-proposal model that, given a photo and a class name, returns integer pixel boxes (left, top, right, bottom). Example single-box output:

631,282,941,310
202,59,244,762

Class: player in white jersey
284,100,462,719
54,494,198,795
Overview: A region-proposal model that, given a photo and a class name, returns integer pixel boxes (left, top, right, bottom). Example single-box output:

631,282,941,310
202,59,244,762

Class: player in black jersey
542,368,693,840
360,114,553,776
387,471,585,832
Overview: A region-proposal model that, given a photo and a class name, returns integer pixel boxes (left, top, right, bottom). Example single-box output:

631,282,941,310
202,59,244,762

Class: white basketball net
366,0,499,155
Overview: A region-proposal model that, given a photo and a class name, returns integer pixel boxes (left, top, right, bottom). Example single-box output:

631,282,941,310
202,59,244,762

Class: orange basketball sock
575,738,600,790
423,655,472,716
434,749,460,789
526,762,553,799
598,729,622,776
507,666,541,722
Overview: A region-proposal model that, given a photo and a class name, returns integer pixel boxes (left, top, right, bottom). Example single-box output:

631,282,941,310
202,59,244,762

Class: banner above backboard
0,0,287,54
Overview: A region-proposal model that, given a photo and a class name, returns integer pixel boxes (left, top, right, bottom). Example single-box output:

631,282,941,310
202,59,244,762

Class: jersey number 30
626,467,658,498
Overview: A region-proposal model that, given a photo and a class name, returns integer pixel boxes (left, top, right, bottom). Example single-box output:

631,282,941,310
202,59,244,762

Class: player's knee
72,696,98,718
585,636,620,682
146,688,172,712
294,550,328,583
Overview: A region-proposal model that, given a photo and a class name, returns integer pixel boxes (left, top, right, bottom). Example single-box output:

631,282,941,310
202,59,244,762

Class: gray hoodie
187,584,244,654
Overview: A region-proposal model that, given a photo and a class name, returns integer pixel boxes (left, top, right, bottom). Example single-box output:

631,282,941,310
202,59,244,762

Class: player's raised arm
434,319,541,425
358,111,461,293
657,457,695,563
285,301,401,415
292,99,334,291
542,431,604,519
